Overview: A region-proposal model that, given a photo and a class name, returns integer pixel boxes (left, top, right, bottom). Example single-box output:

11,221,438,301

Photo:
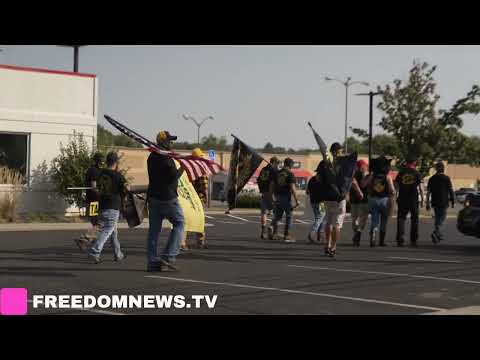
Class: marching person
318,142,347,257
257,157,279,239
270,158,300,242
426,161,455,244
350,159,369,247
362,156,396,247
180,148,209,250
75,152,104,251
146,130,186,272
87,152,128,264
306,165,326,244
395,156,423,248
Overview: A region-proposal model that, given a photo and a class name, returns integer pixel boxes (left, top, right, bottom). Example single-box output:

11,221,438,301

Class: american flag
104,115,224,182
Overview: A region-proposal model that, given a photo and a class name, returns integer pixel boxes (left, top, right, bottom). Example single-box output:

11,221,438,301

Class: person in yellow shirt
180,148,209,250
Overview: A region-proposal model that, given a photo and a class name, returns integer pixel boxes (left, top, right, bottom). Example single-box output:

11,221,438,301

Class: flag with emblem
104,115,224,182
226,136,265,209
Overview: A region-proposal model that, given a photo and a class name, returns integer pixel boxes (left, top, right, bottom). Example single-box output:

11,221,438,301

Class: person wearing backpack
361,156,396,247
257,157,279,239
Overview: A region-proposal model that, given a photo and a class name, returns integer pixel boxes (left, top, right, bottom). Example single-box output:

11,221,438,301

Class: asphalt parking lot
2,212,480,315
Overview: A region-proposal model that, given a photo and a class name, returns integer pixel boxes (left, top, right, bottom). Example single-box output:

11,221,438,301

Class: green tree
356,61,480,177
345,136,367,154
97,124,142,148
263,142,274,152
50,132,94,209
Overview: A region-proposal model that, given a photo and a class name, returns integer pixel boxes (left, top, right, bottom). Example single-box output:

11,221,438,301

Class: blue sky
1,45,479,149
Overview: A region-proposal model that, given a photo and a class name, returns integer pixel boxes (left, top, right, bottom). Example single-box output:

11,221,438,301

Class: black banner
226,137,264,209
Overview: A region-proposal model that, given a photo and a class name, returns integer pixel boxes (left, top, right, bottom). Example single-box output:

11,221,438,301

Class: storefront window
0,132,29,182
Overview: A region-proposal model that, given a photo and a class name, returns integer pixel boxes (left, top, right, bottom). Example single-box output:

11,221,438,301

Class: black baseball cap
156,130,178,144
330,142,343,153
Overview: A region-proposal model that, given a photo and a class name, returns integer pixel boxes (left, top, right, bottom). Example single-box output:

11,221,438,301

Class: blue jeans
89,209,123,259
310,202,326,234
272,194,293,232
147,197,185,265
433,206,448,240
369,197,389,233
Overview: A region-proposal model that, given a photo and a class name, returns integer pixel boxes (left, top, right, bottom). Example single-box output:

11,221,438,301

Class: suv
455,188,477,204
457,193,480,238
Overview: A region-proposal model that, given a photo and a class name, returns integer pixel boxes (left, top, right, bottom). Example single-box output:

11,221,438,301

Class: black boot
379,231,387,247
260,225,266,239
352,231,361,247
370,229,377,248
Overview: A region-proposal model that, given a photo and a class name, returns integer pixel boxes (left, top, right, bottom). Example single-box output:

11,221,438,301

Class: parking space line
227,215,250,222
288,265,480,285
145,275,446,312
205,215,215,220
295,219,310,224
218,221,246,225
388,257,463,264
27,300,126,316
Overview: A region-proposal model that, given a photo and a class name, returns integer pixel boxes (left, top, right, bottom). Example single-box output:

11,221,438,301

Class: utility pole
57,45,87,72
356,91,382,169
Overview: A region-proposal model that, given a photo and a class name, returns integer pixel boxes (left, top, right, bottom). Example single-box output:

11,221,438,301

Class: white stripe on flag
178,159,195,181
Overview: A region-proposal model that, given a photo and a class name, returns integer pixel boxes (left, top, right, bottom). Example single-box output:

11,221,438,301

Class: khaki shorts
325,200,347,228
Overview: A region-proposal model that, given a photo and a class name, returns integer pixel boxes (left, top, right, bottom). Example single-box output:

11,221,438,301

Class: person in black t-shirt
257,157,279,239
146,130,186,272
75,152,104,251
426,161,455,243
395,156,424,247
350,159,369,247
88,152,129,264
270,158,299,242
306,166,327,244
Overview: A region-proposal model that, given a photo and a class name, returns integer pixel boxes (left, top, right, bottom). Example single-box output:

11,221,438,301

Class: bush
0,167,24,222
235,192,261,208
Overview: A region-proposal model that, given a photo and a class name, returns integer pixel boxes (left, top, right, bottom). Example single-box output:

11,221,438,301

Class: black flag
226,136,264,210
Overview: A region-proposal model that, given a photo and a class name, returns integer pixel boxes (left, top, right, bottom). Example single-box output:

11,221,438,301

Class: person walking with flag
146,130,186,272
306,164,327,244
270,158,300,242
257,157,280,239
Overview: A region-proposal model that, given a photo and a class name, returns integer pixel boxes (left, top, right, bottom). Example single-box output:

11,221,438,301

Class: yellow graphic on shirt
401,174,416,185
277,171,289,187
89,202,99,216
373,179,386,193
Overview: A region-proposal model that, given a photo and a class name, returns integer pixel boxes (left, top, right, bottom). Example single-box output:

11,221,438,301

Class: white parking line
218,221,246,225
205,215,215,220
27,300,126,316
295,219,310,224
145,275,445,312
227,215,250,222
388,257,463,264
288,265,480,285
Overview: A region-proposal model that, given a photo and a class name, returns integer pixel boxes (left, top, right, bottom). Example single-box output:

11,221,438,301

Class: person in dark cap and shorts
270,158,299,242
257,157,280,239
146,130,186,272
88,151,129,263
350,159,370,247
426,161,455,244
395,155,424,247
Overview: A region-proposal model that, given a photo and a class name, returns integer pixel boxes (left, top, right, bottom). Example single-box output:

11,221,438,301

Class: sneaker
328,249,336,258
88,254,101,264
114,254,127,262
74,238,89,251
307,233,316,244
268,227,274,240
159,258,178,271
284,235,296,243
147,263,162,272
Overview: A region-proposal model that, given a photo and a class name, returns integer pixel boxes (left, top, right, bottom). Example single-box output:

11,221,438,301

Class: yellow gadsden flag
165,160,205,234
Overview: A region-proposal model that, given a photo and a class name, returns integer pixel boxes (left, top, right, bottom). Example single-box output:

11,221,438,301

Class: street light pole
356,91,382,170
57,45,87,72
325,76,369,153
182,115,214,145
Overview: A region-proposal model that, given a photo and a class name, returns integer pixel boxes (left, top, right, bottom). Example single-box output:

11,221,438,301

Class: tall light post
57,45,87,72
325,76,369,153
356,91,382,169
182,115,214,145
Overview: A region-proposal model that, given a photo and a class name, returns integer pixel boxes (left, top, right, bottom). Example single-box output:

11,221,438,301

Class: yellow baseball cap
192,148,205,157
156,130,178,144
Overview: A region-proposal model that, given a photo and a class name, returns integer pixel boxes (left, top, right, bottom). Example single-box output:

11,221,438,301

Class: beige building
116,147,479,191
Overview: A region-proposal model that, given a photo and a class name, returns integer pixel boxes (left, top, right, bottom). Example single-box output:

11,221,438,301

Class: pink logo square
0,288,28,316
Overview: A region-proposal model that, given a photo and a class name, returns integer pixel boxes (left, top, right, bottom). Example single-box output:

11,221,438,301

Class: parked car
457,193,480,238
455,188,477,204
